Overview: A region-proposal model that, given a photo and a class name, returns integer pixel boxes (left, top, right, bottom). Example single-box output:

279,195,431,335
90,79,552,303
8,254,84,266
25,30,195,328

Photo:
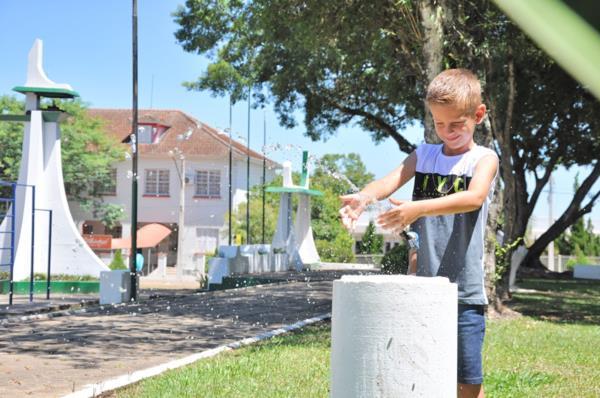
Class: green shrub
0,271,9,280
109,249,128,270
356,221,384,254
380,243,409,274
316,233,355,263
565,245,591,270
23,273,98,281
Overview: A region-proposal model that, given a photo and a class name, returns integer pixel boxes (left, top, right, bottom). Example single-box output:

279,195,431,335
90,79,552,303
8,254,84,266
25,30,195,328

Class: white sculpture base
0,40,108,280
331,275,457,397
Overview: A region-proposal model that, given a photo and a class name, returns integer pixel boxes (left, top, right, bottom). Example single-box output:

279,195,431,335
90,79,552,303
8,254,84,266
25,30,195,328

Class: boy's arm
378,154,498,230
408,249,417,275
359,150,417,201
339,151,416,229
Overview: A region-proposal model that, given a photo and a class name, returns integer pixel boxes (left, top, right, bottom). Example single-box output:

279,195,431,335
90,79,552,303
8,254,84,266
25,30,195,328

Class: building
70,109,279,273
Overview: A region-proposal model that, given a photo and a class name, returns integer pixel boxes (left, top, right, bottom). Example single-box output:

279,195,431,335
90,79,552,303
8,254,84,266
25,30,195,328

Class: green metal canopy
265,186,323,196
13,86,80,99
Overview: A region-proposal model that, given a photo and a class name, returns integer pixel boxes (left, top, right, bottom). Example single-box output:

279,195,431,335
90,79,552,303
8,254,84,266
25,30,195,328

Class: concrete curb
0,300,101,325
61,313,332,398
0,282,287,325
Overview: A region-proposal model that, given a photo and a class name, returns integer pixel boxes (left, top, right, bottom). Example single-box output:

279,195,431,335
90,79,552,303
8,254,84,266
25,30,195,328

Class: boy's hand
377,198,422,233
339,192,375,230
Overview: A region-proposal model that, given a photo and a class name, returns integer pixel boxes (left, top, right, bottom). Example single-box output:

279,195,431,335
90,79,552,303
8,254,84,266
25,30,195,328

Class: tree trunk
480,115,503,310
419,0,445,144
524,161,600,266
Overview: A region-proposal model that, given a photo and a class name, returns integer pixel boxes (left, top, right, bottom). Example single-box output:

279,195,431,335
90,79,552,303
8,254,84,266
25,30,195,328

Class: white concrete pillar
331,275,457,398
157,252,168,277
294,194,320,267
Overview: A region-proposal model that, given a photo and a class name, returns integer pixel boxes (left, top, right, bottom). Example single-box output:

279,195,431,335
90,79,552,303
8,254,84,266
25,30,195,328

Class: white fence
539,255,600,273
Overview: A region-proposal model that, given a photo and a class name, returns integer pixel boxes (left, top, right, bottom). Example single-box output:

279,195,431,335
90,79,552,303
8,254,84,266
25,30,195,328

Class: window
196,228,220,253
138,125,154,144
82,224,93,235
105,225,122,238
195,170,221,198
97,168,117,195
145,169,170,196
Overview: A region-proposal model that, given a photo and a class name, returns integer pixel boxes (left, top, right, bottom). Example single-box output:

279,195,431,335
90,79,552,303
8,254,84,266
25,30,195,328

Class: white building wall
70,153,277,265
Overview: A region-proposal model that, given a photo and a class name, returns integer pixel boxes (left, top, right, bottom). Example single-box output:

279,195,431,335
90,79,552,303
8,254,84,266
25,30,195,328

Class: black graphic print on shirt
412,171,472,200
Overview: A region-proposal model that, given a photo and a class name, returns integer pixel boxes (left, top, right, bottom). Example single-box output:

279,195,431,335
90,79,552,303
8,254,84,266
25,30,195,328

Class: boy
339,68,498,398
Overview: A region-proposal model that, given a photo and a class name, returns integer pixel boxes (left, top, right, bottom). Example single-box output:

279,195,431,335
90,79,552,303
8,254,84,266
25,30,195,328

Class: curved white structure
0,39,108,280
331,275,457,397
25,39,73,90
268,151,321,271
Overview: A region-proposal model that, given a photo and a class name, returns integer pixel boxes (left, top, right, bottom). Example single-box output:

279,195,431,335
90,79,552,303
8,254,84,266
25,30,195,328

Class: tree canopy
173,0,600,275
0,96,125,226
233,153,373,262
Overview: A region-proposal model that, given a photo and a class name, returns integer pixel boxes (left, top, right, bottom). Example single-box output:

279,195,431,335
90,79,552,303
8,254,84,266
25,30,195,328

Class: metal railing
0,181,53,305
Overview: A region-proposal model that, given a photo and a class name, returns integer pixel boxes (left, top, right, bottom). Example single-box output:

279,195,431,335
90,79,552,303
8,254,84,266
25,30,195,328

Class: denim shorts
457,304,486,384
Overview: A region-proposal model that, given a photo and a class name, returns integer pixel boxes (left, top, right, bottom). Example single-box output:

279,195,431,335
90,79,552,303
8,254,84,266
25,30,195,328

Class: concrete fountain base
331,274,457,397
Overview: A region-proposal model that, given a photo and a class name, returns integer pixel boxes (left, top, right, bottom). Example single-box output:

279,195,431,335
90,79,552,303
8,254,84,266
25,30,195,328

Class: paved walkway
0,270,374,397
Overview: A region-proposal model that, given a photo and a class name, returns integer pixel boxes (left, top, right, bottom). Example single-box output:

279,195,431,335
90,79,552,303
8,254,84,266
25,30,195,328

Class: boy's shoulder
471,145,498,159
414,142,442,157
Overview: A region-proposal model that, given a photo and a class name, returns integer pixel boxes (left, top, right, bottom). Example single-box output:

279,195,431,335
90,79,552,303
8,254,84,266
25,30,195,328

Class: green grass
111,323,331,398
0,272,99,282
112,277,600,398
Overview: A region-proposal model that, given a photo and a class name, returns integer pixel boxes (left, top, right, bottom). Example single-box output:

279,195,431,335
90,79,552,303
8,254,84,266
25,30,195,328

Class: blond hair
426,69,482,115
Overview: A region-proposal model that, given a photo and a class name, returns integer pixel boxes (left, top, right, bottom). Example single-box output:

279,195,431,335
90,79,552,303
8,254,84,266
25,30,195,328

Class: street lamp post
175,152,185,278
228,97,233,246
170,130,193,279
246,87,251,244
262,113,266,243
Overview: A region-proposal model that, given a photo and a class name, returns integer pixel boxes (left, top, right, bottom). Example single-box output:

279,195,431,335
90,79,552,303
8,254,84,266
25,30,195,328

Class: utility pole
129,0,139,301
246,87,251,244
262,113,266,243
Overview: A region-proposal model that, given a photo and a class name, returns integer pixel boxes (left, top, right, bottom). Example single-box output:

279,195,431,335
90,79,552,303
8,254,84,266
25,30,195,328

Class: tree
357,221,384,255
173,0,429,153
0,96,125,223
312,153,375,193
556,217,600,258
441,4,599,294
173,0,600,305
231,178,280,244
232,153,373,262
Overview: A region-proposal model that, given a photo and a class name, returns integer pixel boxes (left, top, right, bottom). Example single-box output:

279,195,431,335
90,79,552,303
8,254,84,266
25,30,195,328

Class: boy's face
429,103,486,155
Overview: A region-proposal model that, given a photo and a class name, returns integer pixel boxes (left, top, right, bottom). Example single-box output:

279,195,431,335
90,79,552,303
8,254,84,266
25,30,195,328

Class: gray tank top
411,143,497,305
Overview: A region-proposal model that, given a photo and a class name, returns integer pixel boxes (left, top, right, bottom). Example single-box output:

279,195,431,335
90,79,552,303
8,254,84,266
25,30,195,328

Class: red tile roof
87,108,278,166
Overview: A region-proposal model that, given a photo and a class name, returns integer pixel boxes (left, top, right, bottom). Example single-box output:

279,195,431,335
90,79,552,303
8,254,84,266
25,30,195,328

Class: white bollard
331,275,457,398
100,270,134,305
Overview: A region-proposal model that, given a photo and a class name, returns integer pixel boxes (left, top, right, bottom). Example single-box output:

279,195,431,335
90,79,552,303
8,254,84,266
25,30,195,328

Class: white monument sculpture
207,151,322,284
331,275,457,397
0,39,109,281
266,150,322,270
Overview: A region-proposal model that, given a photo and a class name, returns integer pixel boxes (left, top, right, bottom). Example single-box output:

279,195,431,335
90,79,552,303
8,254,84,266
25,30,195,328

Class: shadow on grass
508,278,600,325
